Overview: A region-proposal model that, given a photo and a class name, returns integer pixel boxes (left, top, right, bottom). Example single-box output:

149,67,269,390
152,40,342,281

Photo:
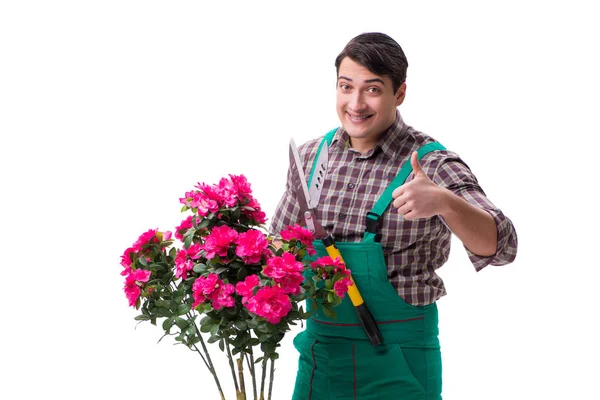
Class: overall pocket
352,342,427,400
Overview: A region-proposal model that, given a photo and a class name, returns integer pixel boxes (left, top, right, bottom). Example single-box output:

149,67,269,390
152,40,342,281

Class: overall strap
363,142,447,243
307,128,337,186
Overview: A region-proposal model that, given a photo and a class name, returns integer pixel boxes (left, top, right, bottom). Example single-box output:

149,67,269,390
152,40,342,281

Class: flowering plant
120,175,352,400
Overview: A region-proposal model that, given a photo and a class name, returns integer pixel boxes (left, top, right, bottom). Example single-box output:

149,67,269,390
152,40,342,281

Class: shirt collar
331,110,408,159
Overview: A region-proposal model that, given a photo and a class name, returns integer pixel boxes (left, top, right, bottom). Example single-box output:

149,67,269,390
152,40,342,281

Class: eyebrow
337,76,386,85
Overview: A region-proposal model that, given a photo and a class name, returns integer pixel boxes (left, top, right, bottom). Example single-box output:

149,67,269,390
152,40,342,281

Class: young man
270,32,518,400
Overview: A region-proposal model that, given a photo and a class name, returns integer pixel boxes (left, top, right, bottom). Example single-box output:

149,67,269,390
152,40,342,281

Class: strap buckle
365,212,382,242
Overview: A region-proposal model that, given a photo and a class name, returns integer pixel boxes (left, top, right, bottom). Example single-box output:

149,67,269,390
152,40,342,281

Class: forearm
439,188,498,257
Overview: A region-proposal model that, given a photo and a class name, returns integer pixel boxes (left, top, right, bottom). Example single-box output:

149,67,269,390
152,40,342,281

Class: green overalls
292,131,445,400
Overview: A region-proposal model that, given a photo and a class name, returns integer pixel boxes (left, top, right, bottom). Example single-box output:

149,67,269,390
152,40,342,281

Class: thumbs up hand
391,151,449,220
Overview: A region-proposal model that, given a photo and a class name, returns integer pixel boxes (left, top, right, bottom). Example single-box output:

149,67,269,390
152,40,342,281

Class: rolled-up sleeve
430,152,518,271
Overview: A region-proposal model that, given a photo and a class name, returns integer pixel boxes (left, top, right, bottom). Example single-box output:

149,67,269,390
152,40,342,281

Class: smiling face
336,57,406,153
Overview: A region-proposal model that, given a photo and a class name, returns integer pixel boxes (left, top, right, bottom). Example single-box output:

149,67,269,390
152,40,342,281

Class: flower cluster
120,174,353,400
120,229,172,307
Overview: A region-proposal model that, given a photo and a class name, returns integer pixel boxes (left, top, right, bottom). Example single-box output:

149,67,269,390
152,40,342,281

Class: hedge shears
289,138,383,346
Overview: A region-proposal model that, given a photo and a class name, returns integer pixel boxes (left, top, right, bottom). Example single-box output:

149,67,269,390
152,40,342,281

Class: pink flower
180,191,219,216
175,216,193,240
210,283,235,310
229,174,253,199
161,231,173,241
192,274,219,308
175,249,194,280
192,291,207,309
196,195,220,217
128,269,151,283
263,252,304,279
193,273,219,296
275,273,304,295
236,275,261,304
123,269,152,307
132,229,159,252
236,229,269,264
120,247,134,271
192,273,235,310
280,225,316,255
216,177,239,207
124,284,141,307
201,225,239,259
242,198,267,224
310,256,346,270
246,286,292,324
187,243,203,260
333,277,353,298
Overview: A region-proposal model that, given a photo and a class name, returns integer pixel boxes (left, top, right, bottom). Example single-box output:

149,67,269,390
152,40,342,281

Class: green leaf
229,261,244,270
153,307,172,318
322,304,335,319
213,267,228,275
208,335,221,344
155,300,171,308
134,315,151,321
162,318,174,331
219,339,225,352
210,324,219,336
235,320,248,330
327,291,335,304
177,304,190,315
236,267,249,280
193,263,208,273
175,317,189,330
200,323,212,333
184,235,193,249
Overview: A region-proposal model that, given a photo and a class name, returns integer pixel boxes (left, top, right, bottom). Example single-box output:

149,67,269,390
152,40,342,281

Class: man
270,32,517,400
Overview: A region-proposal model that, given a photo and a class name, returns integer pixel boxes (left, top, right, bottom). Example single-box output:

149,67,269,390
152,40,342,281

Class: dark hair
335,32,408,93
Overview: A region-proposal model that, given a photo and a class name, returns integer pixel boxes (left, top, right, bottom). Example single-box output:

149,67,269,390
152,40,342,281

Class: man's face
336,57,406,151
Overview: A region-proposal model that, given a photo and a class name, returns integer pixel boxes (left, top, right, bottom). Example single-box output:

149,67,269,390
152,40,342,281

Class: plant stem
246,352,258,400
259,357,267,400
190,316,226,400
225,337,240,394
267,358,275,400
236,357,246,400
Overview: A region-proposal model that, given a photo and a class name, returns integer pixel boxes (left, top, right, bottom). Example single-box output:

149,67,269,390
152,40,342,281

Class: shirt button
348,183,355,189
339,213,346,220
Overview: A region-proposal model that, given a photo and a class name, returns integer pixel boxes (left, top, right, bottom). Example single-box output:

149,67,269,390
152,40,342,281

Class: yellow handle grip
324,239,384,346
324,243,364,306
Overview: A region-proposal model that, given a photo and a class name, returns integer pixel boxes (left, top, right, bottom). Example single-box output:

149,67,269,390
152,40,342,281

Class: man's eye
339,83,351,91
367,87,380,93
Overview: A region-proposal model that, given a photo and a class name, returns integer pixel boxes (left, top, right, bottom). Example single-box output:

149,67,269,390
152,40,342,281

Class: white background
1,1,598,399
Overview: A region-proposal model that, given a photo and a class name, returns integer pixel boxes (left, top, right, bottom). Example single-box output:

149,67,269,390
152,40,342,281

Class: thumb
411,151,425,176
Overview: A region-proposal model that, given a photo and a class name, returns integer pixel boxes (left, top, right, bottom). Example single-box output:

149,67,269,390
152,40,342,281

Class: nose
348,91,367,113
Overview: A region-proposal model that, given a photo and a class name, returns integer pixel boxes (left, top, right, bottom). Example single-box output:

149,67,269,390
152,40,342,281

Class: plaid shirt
270,111,518,306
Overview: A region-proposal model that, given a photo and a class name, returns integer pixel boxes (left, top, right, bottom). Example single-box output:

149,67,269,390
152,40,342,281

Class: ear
395,82,407,107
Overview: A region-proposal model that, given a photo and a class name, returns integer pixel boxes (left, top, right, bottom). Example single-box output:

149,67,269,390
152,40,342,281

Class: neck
349,137,379,154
